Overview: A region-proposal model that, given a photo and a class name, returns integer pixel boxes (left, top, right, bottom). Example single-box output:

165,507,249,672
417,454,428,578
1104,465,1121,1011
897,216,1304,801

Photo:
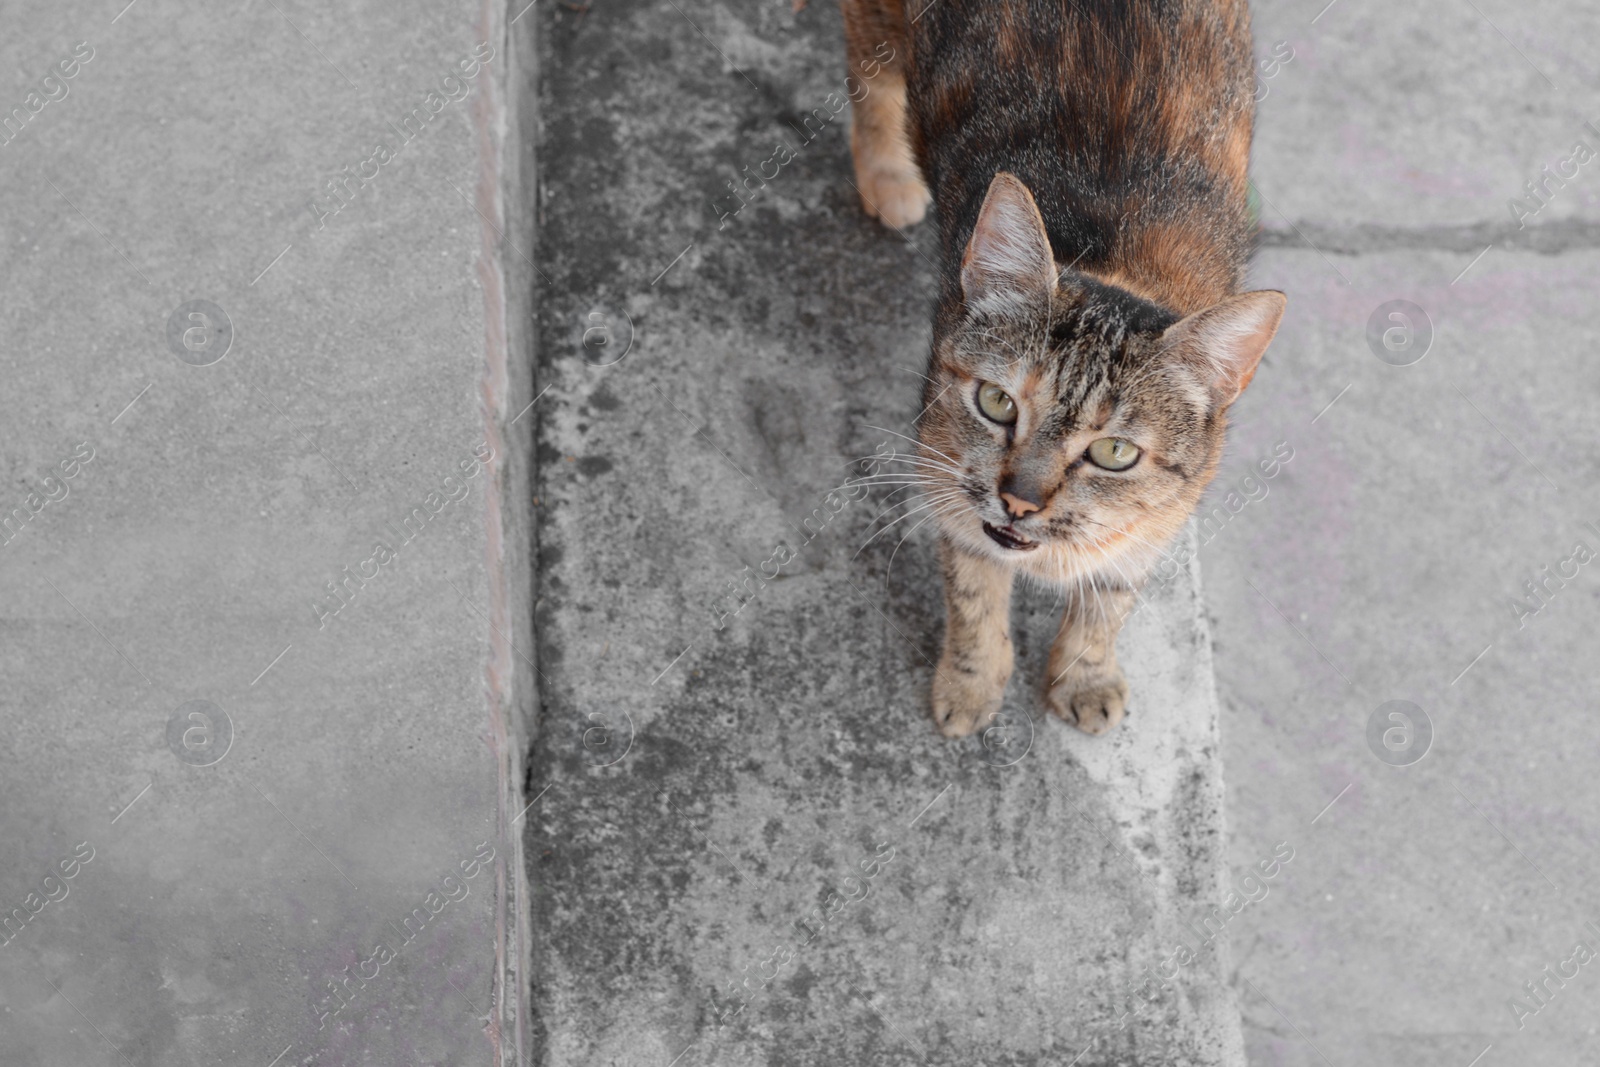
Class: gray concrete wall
0,1,537,1065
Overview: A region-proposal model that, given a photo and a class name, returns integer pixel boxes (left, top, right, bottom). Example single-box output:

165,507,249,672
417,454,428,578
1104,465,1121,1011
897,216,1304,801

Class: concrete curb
476,0,537,1061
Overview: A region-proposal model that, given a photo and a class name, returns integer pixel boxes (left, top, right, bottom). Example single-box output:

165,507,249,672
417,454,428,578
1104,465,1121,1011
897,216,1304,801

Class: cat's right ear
960,173,1057,310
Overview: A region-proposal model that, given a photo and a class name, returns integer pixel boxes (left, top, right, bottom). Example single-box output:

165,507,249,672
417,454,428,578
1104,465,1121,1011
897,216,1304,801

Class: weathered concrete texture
0,2,534,1065
527,1,1249,1063
1249,0,1600,233
1205,246,1600,1066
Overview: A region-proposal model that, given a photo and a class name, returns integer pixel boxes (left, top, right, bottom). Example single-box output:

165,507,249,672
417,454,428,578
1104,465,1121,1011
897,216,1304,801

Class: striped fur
841,0,1284,737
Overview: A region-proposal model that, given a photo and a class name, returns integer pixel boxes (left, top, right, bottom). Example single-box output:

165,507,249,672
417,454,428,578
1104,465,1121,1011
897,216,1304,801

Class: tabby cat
840,0,1284,737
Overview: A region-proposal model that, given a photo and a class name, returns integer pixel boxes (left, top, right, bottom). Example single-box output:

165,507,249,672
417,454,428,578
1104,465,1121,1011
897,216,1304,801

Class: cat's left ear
960,172,1057,310
1160,290,1286,407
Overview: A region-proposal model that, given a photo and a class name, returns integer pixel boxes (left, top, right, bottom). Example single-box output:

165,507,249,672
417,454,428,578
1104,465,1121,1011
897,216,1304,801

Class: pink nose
999,492,1041,518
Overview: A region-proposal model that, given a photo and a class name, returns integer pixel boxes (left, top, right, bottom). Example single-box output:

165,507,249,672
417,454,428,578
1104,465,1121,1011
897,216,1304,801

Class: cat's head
915,172,1284,584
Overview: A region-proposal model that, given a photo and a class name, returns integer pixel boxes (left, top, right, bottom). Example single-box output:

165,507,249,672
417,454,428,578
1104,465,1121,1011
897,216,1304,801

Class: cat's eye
1086,437,1140,471
976,382,1017,425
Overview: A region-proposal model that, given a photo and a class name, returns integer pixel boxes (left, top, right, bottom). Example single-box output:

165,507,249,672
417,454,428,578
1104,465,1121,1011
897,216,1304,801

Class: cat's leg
1045,585,1135,736
931,537,1014,738
839,0,930,228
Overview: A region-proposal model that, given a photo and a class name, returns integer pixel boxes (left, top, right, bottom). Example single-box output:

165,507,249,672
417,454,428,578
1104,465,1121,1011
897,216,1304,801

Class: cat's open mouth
982,522,1038,552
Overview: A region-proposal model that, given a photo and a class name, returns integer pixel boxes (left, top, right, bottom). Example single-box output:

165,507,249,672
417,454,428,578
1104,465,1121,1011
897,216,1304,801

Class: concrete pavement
526,0,1252,1063
2,0,1597,1065
0,2,538,1065
1213,1,1600,1063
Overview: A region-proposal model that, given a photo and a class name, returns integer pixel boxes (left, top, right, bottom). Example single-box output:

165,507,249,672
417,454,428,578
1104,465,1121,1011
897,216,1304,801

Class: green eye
976,382,1017,425
1086,437,1140,471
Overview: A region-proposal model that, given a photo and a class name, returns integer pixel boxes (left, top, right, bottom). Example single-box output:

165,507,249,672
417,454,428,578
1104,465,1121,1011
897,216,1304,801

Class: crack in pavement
1258,219,1600,255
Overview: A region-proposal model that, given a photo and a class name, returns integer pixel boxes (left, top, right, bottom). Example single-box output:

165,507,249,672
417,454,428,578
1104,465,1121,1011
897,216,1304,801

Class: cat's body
842,0,1283,737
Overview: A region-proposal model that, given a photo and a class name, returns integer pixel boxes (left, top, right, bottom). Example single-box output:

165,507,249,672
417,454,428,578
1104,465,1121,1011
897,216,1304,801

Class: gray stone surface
526,1,1249,1064
1210,246,1600,1066
0,2,536,1065
1207,3,1600,1062
1250,0,1600,234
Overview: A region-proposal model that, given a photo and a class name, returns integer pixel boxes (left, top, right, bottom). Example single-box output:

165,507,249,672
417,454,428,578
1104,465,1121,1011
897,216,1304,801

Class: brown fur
840,0,1284,737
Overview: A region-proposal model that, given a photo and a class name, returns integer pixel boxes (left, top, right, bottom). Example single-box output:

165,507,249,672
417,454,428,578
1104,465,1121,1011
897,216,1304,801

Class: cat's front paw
931,660,1007,739
1046,671,1129,737
856,165,931,229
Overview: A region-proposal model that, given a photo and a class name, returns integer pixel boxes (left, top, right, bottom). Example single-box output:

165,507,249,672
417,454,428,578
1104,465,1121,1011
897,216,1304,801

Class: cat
840,0,1285,737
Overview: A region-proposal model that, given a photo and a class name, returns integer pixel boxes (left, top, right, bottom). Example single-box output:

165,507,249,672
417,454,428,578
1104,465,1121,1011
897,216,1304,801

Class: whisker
863,424,963,469
839,450,930,468
825,475,938,495
886,509,945,582
844,451,966,480
860,485,941,530
869,458,966,479
837,475,939,486
853,492,966,559
1073,515,1184,574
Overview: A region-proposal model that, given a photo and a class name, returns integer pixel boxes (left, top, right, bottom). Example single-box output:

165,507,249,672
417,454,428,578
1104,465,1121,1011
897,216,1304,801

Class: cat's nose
998,490,1042,518
999,468,1051,518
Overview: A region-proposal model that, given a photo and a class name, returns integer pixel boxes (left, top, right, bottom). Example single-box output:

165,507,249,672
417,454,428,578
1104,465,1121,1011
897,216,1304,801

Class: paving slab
525,1,1257,1063
0,2,537,1065
1205,245,1600,1066
1249,0,1600,235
